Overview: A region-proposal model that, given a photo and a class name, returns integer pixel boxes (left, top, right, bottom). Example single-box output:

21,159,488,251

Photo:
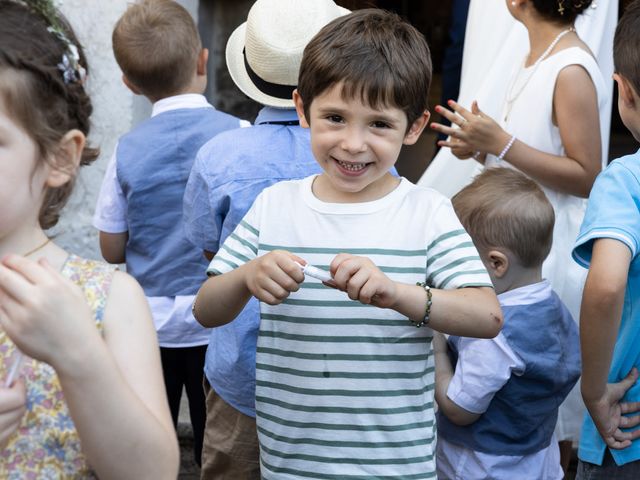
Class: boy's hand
585,368,640,449
245,250,305,305
330,254,397,308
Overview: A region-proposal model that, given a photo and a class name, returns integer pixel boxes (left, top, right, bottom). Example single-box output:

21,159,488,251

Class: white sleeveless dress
485,47,608,442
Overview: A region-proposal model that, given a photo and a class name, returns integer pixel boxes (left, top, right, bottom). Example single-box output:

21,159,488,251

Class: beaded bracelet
497,134,516,162
413,282,432,328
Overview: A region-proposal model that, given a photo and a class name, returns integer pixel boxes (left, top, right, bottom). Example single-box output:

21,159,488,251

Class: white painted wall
52,0,199,260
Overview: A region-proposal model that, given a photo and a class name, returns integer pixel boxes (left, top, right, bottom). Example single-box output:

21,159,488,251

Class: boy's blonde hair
112,0,201,100
452,168,554,268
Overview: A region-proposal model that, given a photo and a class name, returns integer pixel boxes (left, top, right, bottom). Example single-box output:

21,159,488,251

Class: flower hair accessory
48,27,87,84
20,0,87,84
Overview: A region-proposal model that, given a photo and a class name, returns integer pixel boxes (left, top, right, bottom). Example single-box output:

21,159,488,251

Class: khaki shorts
200,378,260,480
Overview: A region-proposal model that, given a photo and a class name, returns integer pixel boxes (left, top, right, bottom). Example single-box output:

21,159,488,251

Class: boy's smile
294,83,428,203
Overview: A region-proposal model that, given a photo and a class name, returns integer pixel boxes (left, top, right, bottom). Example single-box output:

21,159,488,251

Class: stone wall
52,0,207,260
53,0,131,260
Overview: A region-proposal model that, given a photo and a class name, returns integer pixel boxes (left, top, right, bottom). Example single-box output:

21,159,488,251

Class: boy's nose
340,127,368,154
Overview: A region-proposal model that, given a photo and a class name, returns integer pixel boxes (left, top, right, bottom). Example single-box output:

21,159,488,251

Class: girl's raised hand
245,250,305,305
0,379,26,449
0,255,102,374
330,254,398,308
431,100,510,159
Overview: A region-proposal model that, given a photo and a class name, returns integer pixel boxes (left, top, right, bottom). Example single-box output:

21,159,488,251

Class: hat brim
226,23,295,108
225,6,350,109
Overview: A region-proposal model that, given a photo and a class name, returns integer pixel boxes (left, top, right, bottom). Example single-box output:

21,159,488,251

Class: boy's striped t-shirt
208,176,492,479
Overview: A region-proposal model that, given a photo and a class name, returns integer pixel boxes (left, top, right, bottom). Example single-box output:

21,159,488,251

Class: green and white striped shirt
209,176,492,479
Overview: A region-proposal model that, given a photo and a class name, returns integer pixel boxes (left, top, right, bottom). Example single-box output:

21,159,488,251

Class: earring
511,1,516,5
558,0,565,15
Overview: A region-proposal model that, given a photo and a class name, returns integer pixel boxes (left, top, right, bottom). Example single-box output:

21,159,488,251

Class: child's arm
330,254,502,338
0,255,179,479
581,238,640,449
0,380,26,449
99,231,128,264
193,250,305,327
432,64,600,198
433,333,480,425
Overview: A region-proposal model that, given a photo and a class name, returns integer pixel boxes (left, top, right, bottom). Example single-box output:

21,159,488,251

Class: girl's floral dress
0,255,115,479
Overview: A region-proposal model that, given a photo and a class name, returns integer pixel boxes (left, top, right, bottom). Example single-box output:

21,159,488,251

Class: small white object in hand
295,262,333,282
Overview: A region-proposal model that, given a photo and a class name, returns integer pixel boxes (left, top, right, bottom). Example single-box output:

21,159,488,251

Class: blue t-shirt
183,107,322,416
573,150,640,466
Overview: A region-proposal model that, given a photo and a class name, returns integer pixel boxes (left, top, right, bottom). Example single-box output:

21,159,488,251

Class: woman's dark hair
532,0,593,24
0,0,99,229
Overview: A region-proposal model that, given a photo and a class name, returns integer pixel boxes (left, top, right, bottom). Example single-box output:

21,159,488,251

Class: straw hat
226,0,349,108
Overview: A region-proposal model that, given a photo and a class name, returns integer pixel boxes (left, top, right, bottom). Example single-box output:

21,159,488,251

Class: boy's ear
197,48,209,76
122,75,142,95
292,89,310,129
403,110,430,145
485,249,509,279
46,129,85,188
614,73,637,108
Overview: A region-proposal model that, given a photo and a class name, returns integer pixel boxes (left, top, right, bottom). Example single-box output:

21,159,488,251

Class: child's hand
0,379,26,449
245,250,305,305
0,255,102,373
586,368,640,449
330,254,397,308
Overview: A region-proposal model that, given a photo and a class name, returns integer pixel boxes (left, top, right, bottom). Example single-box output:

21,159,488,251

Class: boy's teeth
337,160,367,171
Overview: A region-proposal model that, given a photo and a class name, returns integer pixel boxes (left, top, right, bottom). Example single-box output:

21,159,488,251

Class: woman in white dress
430,0,610,474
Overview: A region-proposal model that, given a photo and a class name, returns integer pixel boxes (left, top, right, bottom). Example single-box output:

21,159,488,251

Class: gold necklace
23,238,51,257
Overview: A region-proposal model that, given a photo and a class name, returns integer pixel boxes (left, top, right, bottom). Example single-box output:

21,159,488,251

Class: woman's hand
431,100,511,158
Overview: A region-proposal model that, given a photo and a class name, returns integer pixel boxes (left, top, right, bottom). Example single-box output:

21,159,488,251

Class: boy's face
294,83,428,202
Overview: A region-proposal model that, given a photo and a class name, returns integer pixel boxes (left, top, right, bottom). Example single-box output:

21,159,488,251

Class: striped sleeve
425,199,492,289
207,195,261,275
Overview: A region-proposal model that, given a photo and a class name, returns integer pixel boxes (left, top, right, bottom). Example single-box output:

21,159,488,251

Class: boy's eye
372,121,391,129
326,115,344,123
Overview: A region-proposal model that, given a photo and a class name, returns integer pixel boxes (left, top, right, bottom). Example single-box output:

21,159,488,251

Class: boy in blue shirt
182,1,348,477
435,168,581,480
92,0,243,466
573,1,640,477
192,9,502,478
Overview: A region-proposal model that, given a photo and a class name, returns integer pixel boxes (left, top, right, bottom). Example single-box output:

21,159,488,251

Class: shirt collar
151,94,213,117
255,106,300,125
498,279,552,307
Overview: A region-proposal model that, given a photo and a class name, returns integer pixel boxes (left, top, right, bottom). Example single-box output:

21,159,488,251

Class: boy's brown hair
297,8,431,126
614,0,640,96
112,0,201,100
452,168,555,268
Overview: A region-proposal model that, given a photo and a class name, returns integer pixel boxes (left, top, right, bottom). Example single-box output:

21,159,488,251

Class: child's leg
159,347,186,427
576,450,640,479
182,345,207,467
201,378,260,480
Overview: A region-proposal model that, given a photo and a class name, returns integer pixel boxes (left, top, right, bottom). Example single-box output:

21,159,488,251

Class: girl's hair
0,0,98,229
532,0,593,24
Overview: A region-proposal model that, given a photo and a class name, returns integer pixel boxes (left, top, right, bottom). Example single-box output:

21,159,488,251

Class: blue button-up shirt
183,107,321,416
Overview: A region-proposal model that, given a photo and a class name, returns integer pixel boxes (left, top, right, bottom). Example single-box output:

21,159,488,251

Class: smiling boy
192,9,502,478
